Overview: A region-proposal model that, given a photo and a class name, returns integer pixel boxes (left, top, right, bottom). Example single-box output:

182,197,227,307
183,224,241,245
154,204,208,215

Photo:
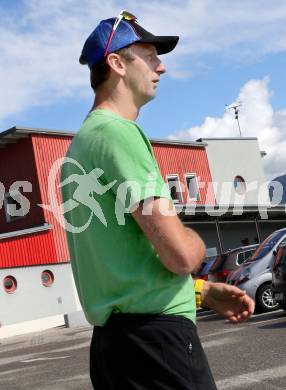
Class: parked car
272,243,286,311
208,244,259,283
194,255,217,280
226,228,286,312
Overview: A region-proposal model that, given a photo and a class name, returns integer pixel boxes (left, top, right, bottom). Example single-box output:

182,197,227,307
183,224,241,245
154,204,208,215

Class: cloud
1,0,286,125
0,0,116,124
168,77,286,180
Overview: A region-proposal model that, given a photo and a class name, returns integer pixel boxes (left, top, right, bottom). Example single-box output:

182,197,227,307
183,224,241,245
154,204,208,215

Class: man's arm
131,197,206,275
132,197,255,322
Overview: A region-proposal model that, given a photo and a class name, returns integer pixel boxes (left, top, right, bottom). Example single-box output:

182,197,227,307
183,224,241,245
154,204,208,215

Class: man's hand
201,281,255,324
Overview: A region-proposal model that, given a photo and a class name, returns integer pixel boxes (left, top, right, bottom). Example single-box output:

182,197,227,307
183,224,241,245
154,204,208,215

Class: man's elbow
165,252,205,276
178,256,204,275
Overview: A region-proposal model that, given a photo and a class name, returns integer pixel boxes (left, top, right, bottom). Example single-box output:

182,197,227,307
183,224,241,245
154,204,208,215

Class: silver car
226,228,286,312
208,244,259,283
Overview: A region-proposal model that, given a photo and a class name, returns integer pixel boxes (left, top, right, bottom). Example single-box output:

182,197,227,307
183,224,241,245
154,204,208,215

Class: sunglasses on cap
103,10,137,58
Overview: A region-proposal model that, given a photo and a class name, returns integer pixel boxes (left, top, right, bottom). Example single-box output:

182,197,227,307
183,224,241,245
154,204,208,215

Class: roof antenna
226,102,242,137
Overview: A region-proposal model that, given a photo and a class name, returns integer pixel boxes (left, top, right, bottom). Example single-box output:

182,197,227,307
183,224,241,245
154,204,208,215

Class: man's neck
93,95,139,121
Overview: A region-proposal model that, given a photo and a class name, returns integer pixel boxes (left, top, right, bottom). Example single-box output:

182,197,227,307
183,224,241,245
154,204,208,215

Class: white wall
0,315,65,339
202,138,270,206
0,263,79,327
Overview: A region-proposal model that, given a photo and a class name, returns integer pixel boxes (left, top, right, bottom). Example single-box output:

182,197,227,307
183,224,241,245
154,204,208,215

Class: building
0,127,79,337
187,137,285,252
0,126,285,337
197,137,269,205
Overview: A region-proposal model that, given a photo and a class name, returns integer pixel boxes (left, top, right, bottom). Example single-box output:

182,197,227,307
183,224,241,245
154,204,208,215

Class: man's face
122,43,166,107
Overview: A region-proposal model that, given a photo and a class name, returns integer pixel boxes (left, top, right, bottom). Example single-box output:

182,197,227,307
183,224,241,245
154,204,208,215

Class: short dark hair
90,58,110,91
79,46,136,92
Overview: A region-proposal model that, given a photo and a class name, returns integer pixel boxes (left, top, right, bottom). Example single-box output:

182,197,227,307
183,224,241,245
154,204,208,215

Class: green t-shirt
61,109,196,326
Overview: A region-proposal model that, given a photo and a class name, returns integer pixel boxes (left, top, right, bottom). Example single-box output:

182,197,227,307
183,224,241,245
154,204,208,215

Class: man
61,11,254,389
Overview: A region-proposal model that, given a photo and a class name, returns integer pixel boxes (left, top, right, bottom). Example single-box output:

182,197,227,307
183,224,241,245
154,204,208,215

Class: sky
1,0,286,180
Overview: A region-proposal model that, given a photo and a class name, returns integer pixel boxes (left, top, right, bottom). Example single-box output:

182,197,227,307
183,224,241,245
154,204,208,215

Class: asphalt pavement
0,309,286,389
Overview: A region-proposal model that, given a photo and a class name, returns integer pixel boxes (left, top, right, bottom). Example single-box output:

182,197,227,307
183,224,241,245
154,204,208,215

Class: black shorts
90,313,217,390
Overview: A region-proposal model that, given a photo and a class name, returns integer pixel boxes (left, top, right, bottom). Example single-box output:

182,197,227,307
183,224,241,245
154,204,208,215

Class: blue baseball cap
79,16,179,69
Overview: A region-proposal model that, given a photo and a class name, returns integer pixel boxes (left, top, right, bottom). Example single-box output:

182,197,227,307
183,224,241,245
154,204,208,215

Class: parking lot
198,308,286,389
0,309,286,390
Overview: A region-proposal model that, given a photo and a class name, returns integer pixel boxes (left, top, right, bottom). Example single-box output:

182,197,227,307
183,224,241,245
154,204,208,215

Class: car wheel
256,283,280,312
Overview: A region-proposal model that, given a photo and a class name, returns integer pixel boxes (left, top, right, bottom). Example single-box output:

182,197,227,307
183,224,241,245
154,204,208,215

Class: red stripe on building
31,135,72,264
0,230,58,268
152,143,216,205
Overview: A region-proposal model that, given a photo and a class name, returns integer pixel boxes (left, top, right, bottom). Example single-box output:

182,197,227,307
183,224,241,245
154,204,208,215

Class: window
41,270,54,287
237,253,245,265
244,250,255,261
166,175,183,203
237,250,254,265
4,191,25,222
250,231,286,261
234,176,246,195
3,275,17,293
185,174,200,201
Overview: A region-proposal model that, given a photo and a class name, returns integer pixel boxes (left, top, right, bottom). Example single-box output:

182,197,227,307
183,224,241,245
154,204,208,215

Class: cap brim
129,20,179,55
139,35,179,55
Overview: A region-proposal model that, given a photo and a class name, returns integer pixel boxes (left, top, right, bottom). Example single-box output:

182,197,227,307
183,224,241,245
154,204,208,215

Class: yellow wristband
194,278,205,307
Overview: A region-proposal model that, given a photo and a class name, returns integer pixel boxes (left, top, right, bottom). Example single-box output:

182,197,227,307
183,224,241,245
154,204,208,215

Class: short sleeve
92,119,171,209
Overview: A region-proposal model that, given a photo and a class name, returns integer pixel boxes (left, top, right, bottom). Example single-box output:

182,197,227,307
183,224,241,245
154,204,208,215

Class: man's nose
156,59,166,74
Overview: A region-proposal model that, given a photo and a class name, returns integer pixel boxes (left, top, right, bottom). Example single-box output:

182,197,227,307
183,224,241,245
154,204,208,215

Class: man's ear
106,53,125,76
